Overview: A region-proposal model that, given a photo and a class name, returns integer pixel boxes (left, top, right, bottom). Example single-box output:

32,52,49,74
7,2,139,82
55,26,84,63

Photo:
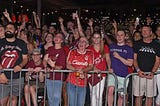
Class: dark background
0,0,160,26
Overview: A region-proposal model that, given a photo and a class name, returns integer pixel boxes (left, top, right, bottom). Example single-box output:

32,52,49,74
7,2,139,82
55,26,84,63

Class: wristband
136,68,140,72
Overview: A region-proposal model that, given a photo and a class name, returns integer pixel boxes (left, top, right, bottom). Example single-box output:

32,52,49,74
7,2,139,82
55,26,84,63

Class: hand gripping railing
123,71,160,106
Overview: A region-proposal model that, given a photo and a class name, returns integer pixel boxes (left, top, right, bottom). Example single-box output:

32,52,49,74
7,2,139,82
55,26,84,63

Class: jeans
46,79,62,106
67,82,86,106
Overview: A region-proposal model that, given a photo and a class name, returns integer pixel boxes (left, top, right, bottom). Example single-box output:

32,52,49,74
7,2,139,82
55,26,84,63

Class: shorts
156,70,160,105
107,74,129,95
133,76,156,97
0,77,24,99
25,80,44,89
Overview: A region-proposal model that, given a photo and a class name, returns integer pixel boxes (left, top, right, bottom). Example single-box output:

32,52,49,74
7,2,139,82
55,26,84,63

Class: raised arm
58,17,68,36
88,19,94,34
3,9,12,22
112,19,118,37
74,12,85,36
32,11,40,28
17,16,26,38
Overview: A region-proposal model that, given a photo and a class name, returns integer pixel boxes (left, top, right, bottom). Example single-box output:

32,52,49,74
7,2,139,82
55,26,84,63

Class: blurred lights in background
1,0,160,26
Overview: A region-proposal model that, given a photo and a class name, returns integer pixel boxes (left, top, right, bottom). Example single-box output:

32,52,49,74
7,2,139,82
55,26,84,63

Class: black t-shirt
133,40,160,72
0,38,28,79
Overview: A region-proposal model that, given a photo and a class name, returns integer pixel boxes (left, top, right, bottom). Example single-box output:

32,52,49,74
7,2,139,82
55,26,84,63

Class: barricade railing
123,71,160,106
0,69,118,106
87,71,118,106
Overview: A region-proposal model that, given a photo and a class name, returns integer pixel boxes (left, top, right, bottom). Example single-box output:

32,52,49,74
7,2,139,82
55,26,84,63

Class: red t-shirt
26,60,44,69
47,46,66,80
88,45,110,76
67,49,93,87
25,60,44,78
63,45,70,55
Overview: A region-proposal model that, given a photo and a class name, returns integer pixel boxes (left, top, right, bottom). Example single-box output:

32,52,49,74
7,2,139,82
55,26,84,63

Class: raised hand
88,18,93,26
3,9,10,18
72,11,78,19
112,19,117,28
32,11,36,16
58,17,64,23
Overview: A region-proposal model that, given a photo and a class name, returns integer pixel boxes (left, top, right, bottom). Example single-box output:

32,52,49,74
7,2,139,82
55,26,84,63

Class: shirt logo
94,55,102,64
72,60,88,66
1,50,19,68
85,56,88,61
139,46,155,54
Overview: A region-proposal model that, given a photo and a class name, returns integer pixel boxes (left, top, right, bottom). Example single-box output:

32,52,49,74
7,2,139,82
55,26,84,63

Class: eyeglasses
32,54,41,56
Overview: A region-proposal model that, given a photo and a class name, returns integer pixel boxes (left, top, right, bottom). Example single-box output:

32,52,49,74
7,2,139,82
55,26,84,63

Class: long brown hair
92,32,105,58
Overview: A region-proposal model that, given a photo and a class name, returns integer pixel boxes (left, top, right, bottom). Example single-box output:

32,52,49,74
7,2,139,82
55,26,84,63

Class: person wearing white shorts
156,69,160,106
133,25,160,106
133,76,157,97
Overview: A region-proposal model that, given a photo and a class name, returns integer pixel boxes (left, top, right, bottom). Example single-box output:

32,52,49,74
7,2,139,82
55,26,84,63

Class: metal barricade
87,71,118,106
123,71,160,106
0,69,26,106
0,69,119,106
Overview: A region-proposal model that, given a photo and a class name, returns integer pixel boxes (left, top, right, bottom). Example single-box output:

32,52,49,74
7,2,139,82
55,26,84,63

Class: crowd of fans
0,8,160,106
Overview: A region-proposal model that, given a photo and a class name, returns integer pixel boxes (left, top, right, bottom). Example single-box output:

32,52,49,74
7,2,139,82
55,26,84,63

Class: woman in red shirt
67,36,93,106
88,32,112,106
24,48,44,106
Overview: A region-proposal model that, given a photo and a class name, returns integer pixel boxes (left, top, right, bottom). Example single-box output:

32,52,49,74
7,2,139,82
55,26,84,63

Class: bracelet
136,68,140,72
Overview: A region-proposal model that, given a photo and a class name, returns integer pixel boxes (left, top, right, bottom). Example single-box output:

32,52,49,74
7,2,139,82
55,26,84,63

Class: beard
5,31,15,38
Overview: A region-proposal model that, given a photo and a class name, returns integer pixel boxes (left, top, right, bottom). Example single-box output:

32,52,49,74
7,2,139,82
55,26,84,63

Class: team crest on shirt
94,55,102,64
85,56,88,61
